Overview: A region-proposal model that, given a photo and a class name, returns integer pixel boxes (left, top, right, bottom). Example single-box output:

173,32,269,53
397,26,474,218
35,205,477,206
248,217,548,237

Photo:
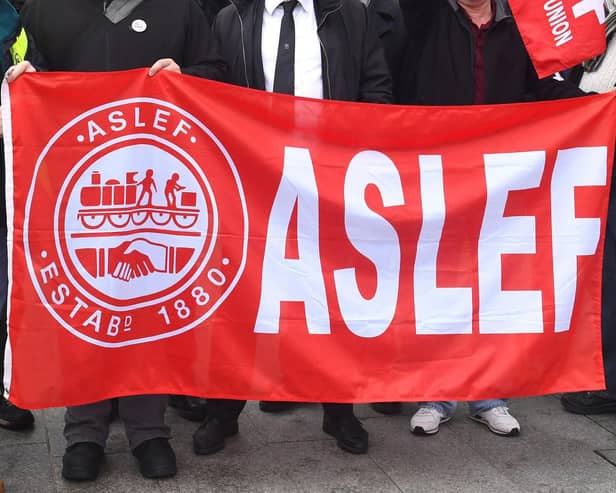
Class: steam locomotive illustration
77,171,200,229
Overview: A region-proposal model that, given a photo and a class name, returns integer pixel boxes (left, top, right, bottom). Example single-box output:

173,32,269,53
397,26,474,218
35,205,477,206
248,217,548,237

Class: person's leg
64,400,112,449
602,190,616,398
410,401,456,435
258,400,296,413
193,399,246,455
468,399,520,436
370,402,402,415
62,400,111,480
322,403,368,454
322,402,354,417
468,399,506,415
0,224,33,431
119,395,170,449
120,394,175,479
168,395,208,422
205,398,246,424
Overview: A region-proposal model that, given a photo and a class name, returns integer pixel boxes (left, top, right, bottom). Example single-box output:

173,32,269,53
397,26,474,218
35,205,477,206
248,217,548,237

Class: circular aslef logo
25,98,247,347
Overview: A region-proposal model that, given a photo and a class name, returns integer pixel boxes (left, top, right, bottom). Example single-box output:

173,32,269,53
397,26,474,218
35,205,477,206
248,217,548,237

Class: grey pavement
2,396,616,492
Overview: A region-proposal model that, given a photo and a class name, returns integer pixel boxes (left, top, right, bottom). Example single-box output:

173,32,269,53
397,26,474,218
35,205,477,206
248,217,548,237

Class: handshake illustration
109,239,168,281
75,239,194,282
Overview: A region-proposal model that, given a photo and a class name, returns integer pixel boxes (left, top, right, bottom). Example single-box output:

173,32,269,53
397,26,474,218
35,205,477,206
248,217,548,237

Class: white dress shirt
261,0,324,99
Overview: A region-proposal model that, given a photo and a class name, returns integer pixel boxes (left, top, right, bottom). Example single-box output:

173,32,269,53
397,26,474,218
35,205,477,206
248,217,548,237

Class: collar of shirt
264,0,314,17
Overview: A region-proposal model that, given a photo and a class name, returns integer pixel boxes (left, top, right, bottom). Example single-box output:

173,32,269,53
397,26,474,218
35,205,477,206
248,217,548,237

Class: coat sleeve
359,4,393,104
25,28,46,71
524,56,588,101
211,7,235,85
180,0,227,81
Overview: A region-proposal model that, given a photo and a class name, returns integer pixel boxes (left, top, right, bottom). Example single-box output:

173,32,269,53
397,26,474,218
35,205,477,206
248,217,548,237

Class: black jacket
1,20,44,225
22,0,224,78
195,0,228,25
398,0,585,105
213,0,392,103
367,0,406,100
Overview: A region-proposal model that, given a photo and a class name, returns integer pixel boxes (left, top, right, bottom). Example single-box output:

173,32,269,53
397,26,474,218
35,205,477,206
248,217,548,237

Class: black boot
62,442,104,481
0,396,34,430
561,391,616,414
193,416,238,455
322,413,369,454
132,438,177,479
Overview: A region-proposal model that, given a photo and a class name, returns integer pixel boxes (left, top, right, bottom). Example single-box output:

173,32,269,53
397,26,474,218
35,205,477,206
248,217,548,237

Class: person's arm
524,55,589,101
23,26,46,71
177,0,227,81
359,4,393,104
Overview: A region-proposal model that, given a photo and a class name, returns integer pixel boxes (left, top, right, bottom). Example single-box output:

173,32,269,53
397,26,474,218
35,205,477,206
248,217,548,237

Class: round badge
131,19,147,33
25,99,247,347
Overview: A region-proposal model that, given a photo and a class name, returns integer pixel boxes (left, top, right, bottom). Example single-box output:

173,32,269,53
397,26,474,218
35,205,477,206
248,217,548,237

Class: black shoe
370,402,402,415
193,416,239,455
132,438,177,479
62,442,104,481
169,395,208,422
322,413,369,454
0,396,34,430
561,391,616,415
258,401,296,413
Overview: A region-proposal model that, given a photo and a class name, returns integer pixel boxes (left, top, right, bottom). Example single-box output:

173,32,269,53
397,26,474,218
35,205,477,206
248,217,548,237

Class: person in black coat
398,0,585,105
394,0,587,438
561,2,616,415
212,0,391,102
0,0,43,433
19,0,224,481
193,0,391,458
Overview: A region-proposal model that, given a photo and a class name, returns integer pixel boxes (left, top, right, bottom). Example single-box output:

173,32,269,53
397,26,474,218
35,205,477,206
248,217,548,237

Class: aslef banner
509,0,607,77
2,70,615,409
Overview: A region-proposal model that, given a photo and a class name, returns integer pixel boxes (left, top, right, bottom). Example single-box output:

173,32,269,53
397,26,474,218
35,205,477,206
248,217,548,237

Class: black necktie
273,0,298,95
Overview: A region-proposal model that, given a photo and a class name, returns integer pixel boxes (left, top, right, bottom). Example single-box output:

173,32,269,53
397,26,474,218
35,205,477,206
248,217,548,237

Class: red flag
2,70,615,409
509,0,607,77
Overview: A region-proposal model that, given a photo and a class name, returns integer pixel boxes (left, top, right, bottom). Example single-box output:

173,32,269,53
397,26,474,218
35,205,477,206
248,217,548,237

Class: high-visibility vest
9,27,28,64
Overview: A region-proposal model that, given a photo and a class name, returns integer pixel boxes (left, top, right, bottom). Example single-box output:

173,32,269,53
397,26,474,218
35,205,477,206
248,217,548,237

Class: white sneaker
410,406,451,435
469,406,520,436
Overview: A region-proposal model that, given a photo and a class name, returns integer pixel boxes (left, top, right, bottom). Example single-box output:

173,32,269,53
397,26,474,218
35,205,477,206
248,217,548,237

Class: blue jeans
419,399,507,418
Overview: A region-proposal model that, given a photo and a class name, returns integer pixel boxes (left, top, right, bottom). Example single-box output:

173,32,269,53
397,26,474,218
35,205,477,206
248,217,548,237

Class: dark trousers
603,164,616,395
64,395,170,450
206,399,353,422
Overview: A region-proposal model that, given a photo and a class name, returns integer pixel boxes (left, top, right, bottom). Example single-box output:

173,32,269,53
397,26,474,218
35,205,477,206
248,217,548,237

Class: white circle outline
55,134,218,311
24,98,249,348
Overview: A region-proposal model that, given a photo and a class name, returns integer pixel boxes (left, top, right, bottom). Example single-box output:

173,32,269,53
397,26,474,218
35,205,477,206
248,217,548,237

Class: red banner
509,0,607,77
2,70,615,409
